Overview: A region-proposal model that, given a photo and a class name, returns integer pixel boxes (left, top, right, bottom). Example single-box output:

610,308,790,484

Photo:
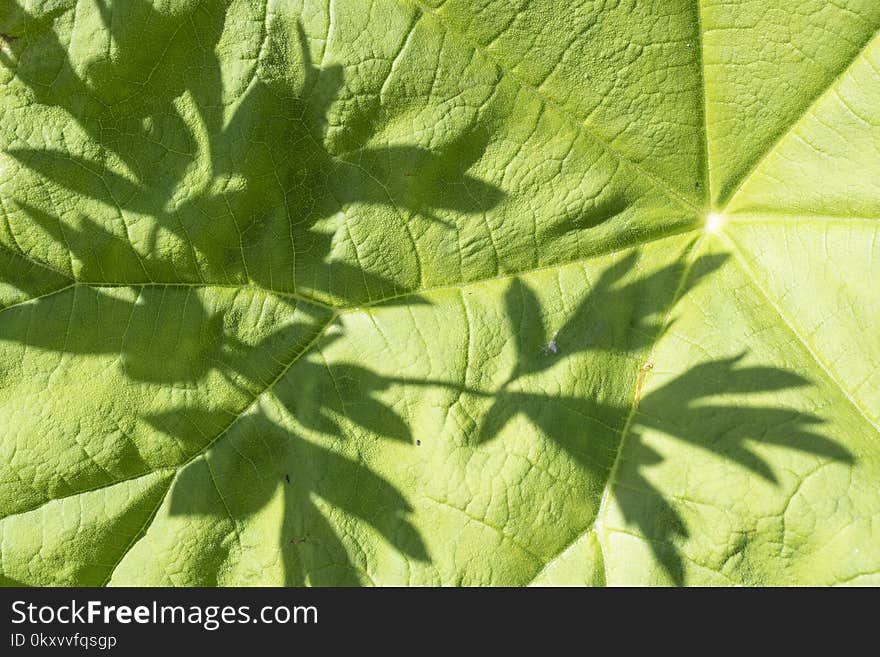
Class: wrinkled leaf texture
0,0,878,586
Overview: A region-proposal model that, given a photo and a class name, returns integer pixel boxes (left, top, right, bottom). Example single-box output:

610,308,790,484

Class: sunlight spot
705,212,725,234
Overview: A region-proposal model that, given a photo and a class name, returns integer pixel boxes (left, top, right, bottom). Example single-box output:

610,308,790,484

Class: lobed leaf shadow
0,2,505,584
498,250,726,386
0,276,429,583
151,397,429,586
1,1,504,302
468,253,854,585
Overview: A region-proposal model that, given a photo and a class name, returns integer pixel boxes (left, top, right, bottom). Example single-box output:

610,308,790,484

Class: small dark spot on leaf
284,474,290,484
416,440,421,446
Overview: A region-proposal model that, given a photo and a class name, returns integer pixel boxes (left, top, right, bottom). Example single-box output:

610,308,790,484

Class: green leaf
0,0,877,586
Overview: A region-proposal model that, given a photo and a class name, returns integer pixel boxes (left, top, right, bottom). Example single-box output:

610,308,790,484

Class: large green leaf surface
0,0,878,586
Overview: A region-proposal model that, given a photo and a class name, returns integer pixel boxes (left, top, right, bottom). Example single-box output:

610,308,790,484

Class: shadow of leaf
500,250,726,385
306,363,413,444
611,431,689,585
1,2,480,584
544,197,630,237
472,254,855,585
153,397,429,585
0,243,72,307
637,355,853,483
0,279,288,387
2,3,505,303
